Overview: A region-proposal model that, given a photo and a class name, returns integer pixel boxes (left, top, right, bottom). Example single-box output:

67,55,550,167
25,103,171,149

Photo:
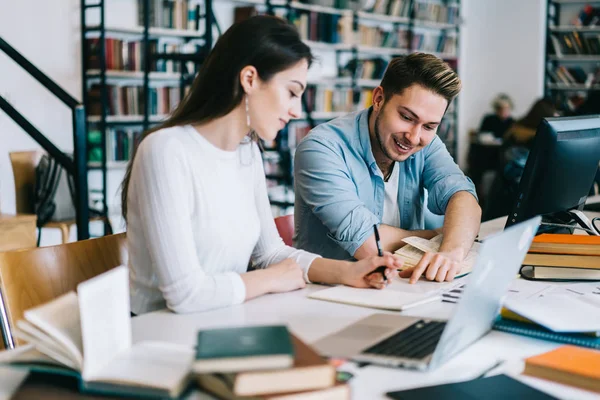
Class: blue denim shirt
293,108,478,260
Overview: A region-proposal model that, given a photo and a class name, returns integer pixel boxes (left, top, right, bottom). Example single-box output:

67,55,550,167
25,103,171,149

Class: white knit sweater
126,125,319,314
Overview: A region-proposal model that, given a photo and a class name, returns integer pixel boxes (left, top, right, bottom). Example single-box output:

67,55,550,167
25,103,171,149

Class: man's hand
398,248,465,284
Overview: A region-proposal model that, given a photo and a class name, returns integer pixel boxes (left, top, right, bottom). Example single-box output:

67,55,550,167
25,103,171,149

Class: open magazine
395,235,481,278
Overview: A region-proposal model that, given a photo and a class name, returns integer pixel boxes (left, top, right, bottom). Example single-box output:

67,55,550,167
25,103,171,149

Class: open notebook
308,278,464,311
395,235,481,277
0,266,193,399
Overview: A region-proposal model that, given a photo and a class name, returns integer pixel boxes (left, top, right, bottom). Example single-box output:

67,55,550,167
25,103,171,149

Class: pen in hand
372,224,387,282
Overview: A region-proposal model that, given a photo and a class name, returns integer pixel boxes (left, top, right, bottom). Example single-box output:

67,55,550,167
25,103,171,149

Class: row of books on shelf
549,32,600,56
292,12,351,44
302,87,459,118
369,0,411,18
298,0,458,24
548,66,600,87
87,128,142,165
137,0,199,30
304,86,373,114
87,84,182,117
262,122,313,155
238,5,458,46
342,57,388,82
414,1,459,24
86,38,197,74
357,25,409,49
412,32,456,54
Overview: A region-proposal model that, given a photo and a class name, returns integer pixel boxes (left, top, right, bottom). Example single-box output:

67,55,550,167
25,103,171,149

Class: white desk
132,217,600,400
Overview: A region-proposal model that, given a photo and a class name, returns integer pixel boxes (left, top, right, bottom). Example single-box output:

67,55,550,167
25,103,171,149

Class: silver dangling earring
245,95,251,129
240,95,254,166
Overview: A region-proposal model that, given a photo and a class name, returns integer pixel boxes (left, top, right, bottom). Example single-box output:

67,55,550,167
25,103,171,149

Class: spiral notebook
493,318,600,350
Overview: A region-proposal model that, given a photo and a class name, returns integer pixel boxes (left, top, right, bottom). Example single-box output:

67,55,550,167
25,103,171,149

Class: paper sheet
504,294,600,333
503,279,600,333
505,280,600,304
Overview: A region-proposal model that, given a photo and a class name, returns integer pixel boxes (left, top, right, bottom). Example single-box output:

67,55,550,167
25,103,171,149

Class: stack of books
521,234,600,281
193,325,350,399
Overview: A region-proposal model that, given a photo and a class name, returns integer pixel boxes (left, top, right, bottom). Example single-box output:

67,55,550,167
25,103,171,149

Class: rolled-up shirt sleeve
294,137,379,257
423,136,478,215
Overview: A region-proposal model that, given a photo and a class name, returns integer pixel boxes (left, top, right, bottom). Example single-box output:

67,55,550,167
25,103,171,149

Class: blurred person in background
478,93,515,139
483,98,558,221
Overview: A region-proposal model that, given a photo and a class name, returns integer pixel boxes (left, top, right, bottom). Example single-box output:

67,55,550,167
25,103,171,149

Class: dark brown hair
120,15,313,220
380,52,461,103
518,98,557,129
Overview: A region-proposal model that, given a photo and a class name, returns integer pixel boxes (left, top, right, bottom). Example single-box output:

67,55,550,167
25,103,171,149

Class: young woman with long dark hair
122,15,402,315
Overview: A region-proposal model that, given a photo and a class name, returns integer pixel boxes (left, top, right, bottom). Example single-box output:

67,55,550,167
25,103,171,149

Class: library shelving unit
545,0,600,112
222,0,462,213
80,0,215,231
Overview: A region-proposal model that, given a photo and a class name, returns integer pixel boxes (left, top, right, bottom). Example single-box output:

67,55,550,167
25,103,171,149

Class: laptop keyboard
362,320,446,360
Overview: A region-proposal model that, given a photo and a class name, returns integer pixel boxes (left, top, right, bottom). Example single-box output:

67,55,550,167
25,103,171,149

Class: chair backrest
274,214,294,247
0,233,127,348
9,151,43,214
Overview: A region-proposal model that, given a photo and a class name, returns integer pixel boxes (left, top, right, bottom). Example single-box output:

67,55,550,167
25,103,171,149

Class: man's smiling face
372,84,449,162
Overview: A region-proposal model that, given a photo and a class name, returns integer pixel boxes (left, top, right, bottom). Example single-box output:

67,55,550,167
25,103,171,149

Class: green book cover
196,325,294,360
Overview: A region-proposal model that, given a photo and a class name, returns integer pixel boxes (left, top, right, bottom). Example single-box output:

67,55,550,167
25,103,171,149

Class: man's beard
374,112,398,162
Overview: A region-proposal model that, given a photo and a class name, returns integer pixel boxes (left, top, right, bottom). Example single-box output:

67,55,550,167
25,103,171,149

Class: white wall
458,0,546,166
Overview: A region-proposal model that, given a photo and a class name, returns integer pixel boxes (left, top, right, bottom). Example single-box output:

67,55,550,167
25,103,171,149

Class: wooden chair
9,151,103,243
274,214,294,246
0,233,127,349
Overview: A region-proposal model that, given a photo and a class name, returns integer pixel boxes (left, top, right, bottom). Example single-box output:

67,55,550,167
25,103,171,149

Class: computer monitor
504,115,600,235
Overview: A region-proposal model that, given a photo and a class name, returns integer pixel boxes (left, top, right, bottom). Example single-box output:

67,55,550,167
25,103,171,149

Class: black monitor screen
505,115,600,231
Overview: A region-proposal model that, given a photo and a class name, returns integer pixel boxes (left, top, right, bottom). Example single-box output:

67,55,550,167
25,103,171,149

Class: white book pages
78,266,131,381
14,320,79,370
89,341,193,393
0,344,52,365
23,292,83,369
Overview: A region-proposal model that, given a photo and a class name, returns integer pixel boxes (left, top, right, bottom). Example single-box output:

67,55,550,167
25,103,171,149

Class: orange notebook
529,234,600,256
524,345,600,393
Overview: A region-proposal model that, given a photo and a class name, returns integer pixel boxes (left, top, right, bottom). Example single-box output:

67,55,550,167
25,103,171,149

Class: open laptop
313,216,541,371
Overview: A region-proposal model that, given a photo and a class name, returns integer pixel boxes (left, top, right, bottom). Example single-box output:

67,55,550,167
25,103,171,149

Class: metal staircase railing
0,37,90,240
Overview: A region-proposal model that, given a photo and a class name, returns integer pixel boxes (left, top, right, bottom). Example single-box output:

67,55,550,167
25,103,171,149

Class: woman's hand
265,258,306,293
342,252,403,289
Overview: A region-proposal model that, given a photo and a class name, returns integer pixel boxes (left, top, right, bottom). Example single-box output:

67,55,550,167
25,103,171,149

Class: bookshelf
545,0,600,112
81,0,214,230
222,0,462,213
